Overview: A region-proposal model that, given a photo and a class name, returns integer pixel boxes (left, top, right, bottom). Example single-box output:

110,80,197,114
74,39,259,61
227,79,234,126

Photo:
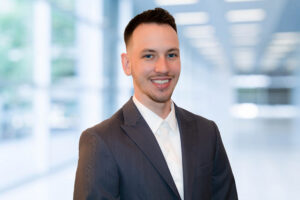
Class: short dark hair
124,7,177,46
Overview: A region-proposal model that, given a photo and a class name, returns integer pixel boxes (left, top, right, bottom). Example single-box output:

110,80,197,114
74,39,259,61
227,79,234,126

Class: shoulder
176,105,216,127
175,105,220,144
80,108,124,142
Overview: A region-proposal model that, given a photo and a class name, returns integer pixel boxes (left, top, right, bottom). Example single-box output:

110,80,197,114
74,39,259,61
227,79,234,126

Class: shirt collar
132,96,178,134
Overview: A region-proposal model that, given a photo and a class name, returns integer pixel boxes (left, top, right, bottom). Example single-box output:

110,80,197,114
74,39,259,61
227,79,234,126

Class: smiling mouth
152,79,170,84
151,78,171,89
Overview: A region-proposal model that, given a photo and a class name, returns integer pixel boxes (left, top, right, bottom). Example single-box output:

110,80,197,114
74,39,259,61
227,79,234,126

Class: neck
134,95,172,119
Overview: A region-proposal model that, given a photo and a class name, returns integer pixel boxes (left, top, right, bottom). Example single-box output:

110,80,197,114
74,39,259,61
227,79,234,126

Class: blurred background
0,0,299,199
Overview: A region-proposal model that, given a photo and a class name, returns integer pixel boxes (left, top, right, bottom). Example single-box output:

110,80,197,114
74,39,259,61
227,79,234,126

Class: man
74,8,238,200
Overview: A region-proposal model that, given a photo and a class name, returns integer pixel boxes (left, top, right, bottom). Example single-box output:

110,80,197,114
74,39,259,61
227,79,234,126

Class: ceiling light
261,32,300,71
259,105,298,119
174,12,209,25
230,103,258,119
271,39,297,46
263,53,284,60
271,32,300,45
273,32,300,40
184,25,215,38
193,39,219,48
232,75,271,88
267,45,296,54
232,36,258,46
225,0,261,2
155,0,198,6
226,9,266,22
230,24,260,37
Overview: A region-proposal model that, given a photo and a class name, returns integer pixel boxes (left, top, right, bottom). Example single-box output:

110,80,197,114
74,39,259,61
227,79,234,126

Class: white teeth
153,79,169,84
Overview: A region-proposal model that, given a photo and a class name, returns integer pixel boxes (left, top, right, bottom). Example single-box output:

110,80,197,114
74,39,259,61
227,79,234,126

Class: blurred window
0,0,33,141
237,88,291,105
50,0,78,133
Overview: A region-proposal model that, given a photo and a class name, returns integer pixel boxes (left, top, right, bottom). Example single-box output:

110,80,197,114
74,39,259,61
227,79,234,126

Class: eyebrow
167,48,180,53
141,49,156,53
141,48,180,53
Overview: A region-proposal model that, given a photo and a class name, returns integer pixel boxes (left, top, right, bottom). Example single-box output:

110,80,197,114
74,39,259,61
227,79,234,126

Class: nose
154,56,168,74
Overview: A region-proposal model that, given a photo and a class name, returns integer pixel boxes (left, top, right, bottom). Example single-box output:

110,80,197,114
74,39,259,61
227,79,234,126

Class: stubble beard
138,79,177,104
132,71,178,104
147,89,173,103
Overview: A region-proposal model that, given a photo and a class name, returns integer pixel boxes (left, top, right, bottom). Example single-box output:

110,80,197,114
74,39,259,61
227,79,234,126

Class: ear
121,53,131,76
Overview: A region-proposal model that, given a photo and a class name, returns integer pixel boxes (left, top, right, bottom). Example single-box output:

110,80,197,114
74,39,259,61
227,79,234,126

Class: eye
168,53,177,58
143,54,153,59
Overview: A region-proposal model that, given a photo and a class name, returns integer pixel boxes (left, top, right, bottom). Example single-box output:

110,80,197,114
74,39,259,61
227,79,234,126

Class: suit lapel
120,98,181,199
175,105,198,200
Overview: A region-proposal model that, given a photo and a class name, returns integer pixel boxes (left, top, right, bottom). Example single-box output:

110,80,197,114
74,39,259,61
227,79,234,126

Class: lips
151,77,171,89
152,79,169,84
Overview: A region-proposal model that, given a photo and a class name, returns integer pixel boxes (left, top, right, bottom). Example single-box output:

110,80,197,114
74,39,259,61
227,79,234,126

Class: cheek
137,62,154,74
170,61,181,74
131,62,149,78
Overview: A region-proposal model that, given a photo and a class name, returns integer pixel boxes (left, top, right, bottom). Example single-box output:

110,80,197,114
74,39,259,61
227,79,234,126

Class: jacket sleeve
211,122,238,200
73,130,120,200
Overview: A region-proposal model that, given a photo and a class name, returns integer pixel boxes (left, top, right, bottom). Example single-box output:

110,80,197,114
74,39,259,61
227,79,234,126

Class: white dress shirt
133,96,184,199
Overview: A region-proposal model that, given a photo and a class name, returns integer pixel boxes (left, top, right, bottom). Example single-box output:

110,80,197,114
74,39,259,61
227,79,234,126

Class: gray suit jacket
74,98,238,200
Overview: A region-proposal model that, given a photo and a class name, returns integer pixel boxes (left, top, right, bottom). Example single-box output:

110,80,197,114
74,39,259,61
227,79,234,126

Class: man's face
122,23,181,105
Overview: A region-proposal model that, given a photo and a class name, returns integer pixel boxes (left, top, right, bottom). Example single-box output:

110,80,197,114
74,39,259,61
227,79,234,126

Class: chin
149,93,172,103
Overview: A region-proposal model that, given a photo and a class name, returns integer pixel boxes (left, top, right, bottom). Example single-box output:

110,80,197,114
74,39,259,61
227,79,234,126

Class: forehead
128,23,179,51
